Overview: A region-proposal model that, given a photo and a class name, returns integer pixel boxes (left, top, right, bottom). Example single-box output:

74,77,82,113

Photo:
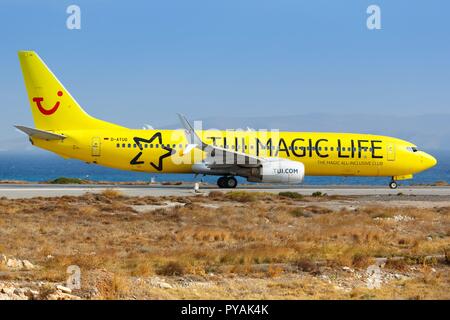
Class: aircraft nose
421,152,437,170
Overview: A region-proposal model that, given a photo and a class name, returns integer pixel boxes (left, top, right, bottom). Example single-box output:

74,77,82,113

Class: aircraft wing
177,114,262,169
15,125,66,140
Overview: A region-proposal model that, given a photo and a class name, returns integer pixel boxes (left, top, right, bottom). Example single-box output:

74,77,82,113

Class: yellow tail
18,51,123,131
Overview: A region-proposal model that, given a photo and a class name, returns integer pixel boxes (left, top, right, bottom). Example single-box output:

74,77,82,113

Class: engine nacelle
247,158,305,184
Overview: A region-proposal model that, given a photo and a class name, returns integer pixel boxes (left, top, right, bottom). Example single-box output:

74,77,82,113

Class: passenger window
122,143,125,148
116,143,120,148
330,147,334,151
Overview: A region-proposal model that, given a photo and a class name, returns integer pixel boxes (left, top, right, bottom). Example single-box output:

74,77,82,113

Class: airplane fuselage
32,128,436,180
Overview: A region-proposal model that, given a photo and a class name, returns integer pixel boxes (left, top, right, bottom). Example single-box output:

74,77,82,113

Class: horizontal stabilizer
14,125,66,140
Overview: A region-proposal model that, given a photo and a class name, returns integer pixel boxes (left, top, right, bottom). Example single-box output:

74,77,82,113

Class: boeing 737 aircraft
16,51,437,189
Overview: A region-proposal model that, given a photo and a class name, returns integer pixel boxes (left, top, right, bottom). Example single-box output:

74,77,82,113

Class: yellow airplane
16,51,437,189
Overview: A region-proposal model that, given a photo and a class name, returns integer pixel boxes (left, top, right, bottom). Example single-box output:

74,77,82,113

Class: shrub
385,258,410,271
208,191,225,199
266,265,284,278
225,191,257,202
48,177,87,184
278,191,303,200
157,261,187,276
294,258,318,273
289,208,310,218
351,253,373,268
101,188,123,199
312,191,323,197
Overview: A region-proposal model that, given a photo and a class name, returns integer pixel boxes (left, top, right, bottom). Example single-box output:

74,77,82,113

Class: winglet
177,113,205,149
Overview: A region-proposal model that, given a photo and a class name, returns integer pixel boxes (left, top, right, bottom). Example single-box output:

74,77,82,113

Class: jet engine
247,158,305,184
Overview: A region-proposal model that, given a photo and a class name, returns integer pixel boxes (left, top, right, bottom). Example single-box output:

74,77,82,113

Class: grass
0,193,448,299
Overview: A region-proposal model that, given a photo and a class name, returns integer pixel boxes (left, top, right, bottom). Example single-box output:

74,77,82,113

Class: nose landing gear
389,179,398,189
217,176,238,188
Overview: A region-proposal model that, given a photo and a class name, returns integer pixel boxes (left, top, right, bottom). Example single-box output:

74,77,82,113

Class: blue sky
0,0,449,139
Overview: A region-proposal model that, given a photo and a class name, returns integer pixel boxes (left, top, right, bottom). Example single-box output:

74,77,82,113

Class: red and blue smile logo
32,91,63,115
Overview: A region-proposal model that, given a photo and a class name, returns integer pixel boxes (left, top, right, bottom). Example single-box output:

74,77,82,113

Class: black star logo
129,132,174,171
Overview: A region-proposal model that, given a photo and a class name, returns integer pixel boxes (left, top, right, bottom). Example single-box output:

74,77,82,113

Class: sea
0,151,449,186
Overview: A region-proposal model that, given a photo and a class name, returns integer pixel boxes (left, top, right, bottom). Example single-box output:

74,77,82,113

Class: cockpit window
406,146,418,152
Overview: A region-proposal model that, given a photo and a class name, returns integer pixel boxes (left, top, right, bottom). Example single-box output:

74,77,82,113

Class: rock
47,292,81,300
149,277,173,289
22,260,35,270
56,285,72,294
342,266,354,273
159,282,173,289
426,236,433,241
0,254,7,265
1,286,15,295
25,289,39,299
13,288,28,299
6,258,23,269
0,293,12,300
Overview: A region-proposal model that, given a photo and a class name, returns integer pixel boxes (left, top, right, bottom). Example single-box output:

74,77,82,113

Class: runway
0,183,449,198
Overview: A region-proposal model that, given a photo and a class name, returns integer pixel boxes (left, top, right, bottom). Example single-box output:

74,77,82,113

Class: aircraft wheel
217,177,226,188
225,176,238,188
389,180,398,189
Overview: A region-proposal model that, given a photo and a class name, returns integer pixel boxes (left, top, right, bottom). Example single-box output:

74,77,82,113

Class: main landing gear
389,179,398,189
217,176,238,189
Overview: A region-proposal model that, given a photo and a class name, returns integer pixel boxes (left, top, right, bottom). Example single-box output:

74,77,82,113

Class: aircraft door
386,143,395,161
91,137,101,157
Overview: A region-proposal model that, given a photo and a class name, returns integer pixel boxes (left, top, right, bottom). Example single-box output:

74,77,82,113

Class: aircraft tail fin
18,51,122,131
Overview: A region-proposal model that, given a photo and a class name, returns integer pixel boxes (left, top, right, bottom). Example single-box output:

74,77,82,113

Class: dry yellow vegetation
0,191,448,299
